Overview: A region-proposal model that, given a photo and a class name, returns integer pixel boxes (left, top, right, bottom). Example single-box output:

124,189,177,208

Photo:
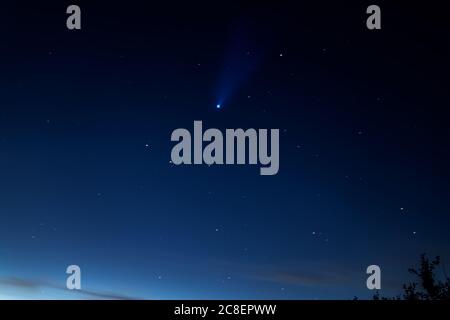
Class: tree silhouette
373,254,450,300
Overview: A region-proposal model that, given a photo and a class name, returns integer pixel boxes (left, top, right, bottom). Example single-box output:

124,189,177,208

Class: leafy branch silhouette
373,254,450,300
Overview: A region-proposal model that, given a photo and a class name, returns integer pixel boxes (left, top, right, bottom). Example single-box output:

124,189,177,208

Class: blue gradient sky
1,1,450,299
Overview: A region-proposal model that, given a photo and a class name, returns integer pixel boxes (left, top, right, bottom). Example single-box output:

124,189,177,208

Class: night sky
1,1,450,299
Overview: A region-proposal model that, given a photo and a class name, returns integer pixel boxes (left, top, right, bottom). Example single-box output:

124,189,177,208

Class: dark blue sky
1,1,449,299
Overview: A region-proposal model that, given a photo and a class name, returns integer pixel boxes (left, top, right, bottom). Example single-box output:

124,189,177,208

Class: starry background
1,1,449,299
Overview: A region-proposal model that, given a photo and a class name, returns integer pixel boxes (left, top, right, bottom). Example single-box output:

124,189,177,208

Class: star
216,104,221,109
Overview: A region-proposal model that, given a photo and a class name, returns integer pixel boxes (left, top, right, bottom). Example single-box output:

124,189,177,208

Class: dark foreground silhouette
373,254,450,300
